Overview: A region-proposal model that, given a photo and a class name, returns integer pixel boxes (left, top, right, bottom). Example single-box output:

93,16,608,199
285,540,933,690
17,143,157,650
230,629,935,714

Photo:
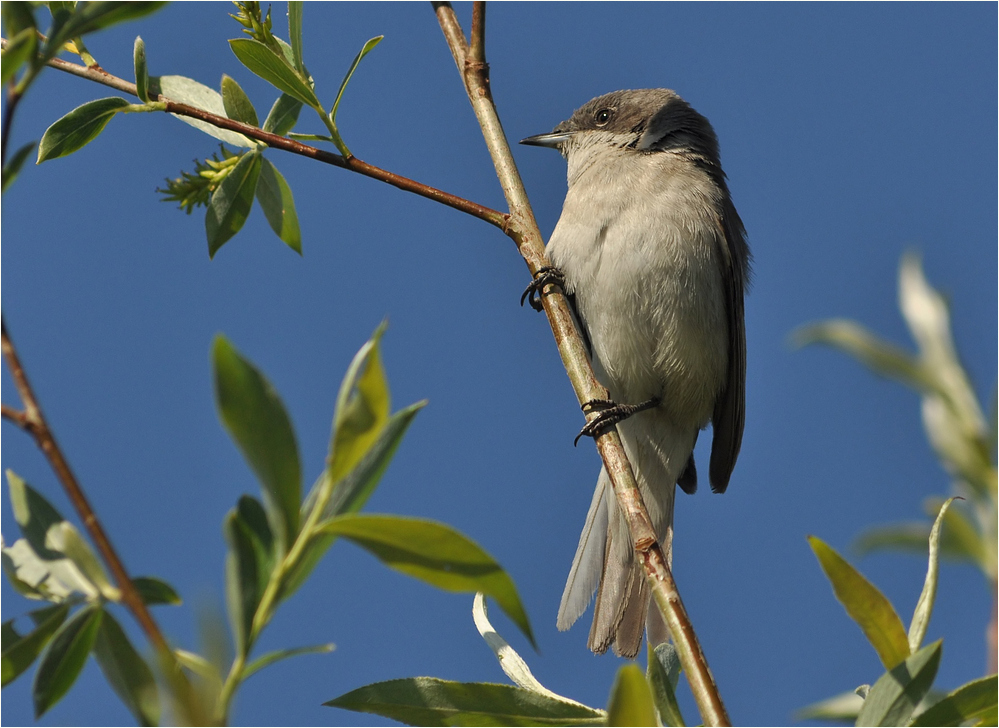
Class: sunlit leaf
330,36,382,123
45,521,119,601
262,93,302,136
908,498,956,653
319,514,535,648
37,97,129,162
229,38,319,108
133,35,149,102
150,75,254,147
221,74,259,127
855,640,942,727
647,642,684,727
796,690,864,723
242,642,334,680
255,157,301,253
2,538,99,601
93,611,159,726
911,674,998,727
7,470,64,559
1,604,70,687
606,663,657,727
205,150,262,256
809,536,909,670
33,605,103,717
326,678,605,726
213,335,301,548
287,1,304,74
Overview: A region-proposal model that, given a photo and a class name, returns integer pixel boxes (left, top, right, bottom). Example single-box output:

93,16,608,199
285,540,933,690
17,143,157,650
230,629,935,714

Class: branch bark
433,3,731,725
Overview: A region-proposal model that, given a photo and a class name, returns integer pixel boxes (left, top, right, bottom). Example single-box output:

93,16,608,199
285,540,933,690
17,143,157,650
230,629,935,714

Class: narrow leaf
855,640,942,727
93,611,159,726
2,2,37,39
262,93,302,136
330,36,382,123
908,498,957,653
288,1,304,74
2,537,99,601
2,26,37,86
809,536,909,669
224,509,259,653
37,97,129,162
213,335,301,548
229,38,319,108
242,642,334,680
326,678,605,726
319,514,535,648
2,140,37,193
45,521,119,601
149,75,254,147
33,605,103,717
255,157,301,253
287,132,334,142
1,604,70,687
796,690,864,722
606,663,658,727
132,576,182,606
45,2,166,61
205,150,262,256
910,674,998,727
133,36,149,102
7,470,64,559
221,74,259,127
647,642,685,727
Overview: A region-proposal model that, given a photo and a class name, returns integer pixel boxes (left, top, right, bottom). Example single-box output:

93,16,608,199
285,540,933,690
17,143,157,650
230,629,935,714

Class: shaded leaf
2,2,37,39
2,26,37,86
221,74,259,127
93,610,159,726
606,663,657,727
229,38,319,108
133,35,148,102
262,93,302,135
132,576,182,606
205,150,262,256
647,642,684,727
330,35,382,123
224,508,260,653
150,75,254,147
2,140,37,193
908,498,956,653
855,640,942,727
1,604,70,687
242,642,334,680
33,605,102,717
326,678,604,726
910,674,998,727
255,157,301,253
213,335,301,548
319,514,535,648
37,97,129,163
44,2,166,62
809,536,909,669
288,1,304,74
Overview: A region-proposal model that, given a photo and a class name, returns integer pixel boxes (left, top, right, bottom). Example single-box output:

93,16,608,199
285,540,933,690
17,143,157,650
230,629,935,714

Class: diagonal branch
433,3,731,725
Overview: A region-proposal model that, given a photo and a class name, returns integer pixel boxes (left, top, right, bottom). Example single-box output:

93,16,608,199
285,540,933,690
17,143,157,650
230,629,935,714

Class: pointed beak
519,130,573,149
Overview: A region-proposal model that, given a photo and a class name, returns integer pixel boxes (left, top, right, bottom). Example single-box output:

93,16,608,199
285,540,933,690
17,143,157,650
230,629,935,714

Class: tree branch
432,3,731,725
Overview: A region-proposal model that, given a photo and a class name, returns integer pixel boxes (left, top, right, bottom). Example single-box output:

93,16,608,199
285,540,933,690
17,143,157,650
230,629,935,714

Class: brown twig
433,3,731,725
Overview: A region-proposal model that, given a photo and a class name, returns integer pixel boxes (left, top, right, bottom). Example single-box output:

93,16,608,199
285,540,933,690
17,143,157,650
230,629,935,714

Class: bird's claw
520,266,566,312
574,397,660,446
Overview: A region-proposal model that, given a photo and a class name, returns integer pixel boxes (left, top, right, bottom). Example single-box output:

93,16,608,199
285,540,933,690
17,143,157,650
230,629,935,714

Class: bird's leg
574,397,660,446
520,266,566,312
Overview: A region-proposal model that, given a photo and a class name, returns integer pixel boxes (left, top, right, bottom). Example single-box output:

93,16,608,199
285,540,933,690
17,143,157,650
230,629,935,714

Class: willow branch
432,3,730,725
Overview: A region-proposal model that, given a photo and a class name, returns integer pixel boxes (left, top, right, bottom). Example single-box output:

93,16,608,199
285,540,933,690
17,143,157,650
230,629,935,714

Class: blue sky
2,3,996,726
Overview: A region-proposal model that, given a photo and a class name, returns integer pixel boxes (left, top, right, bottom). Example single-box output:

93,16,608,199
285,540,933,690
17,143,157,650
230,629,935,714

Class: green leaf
221,74,259,127
2,26,37,86
2,140,37,193
229,38,319,108
36,97,129,163
93,610,159,726
326,678,605,726
328,322,391,485
330,36,382,123
287,132,334,142
213,335,301,549
319,514,535,649
255,157,301,253
288,1,304,74
149,75,254,147
223,496,274,652
132,576,182,606
2,537,100,601
45,521,119,601
7,469,64,559
2,2,37,39
606,663,657,727
796,690,864,723
262,93,302,136
647,642,685,727
242,642,334,680
44,2,166,62
908,498,956,653
855,640,942,727
205,150,262,256
33,604,103,717
1,604,70,687
910,674,998,727
133,35,148,102
809,536,909,669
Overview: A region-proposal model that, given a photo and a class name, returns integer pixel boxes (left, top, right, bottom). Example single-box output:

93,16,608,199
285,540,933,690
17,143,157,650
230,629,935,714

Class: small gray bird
521,89,750,658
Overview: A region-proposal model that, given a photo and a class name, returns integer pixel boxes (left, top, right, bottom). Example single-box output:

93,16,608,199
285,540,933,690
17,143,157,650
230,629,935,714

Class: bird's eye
595,108,613,126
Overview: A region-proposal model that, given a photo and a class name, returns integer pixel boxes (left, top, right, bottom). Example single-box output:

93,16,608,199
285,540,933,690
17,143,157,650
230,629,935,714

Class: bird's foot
574,397,660,446
520,266,566,311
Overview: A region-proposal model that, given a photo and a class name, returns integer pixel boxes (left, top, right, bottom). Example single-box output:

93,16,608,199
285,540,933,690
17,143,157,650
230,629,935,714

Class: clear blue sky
2,3,996,726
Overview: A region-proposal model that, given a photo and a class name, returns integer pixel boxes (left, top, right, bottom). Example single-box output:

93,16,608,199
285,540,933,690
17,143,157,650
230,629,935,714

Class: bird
520,89,750,658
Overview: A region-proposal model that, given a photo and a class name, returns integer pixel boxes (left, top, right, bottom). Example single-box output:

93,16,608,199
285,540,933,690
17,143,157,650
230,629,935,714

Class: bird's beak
519,131,573,149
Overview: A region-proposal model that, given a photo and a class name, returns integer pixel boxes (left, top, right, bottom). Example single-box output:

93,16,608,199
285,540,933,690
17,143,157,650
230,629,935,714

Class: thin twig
469,2,486,65
432,4,731,725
